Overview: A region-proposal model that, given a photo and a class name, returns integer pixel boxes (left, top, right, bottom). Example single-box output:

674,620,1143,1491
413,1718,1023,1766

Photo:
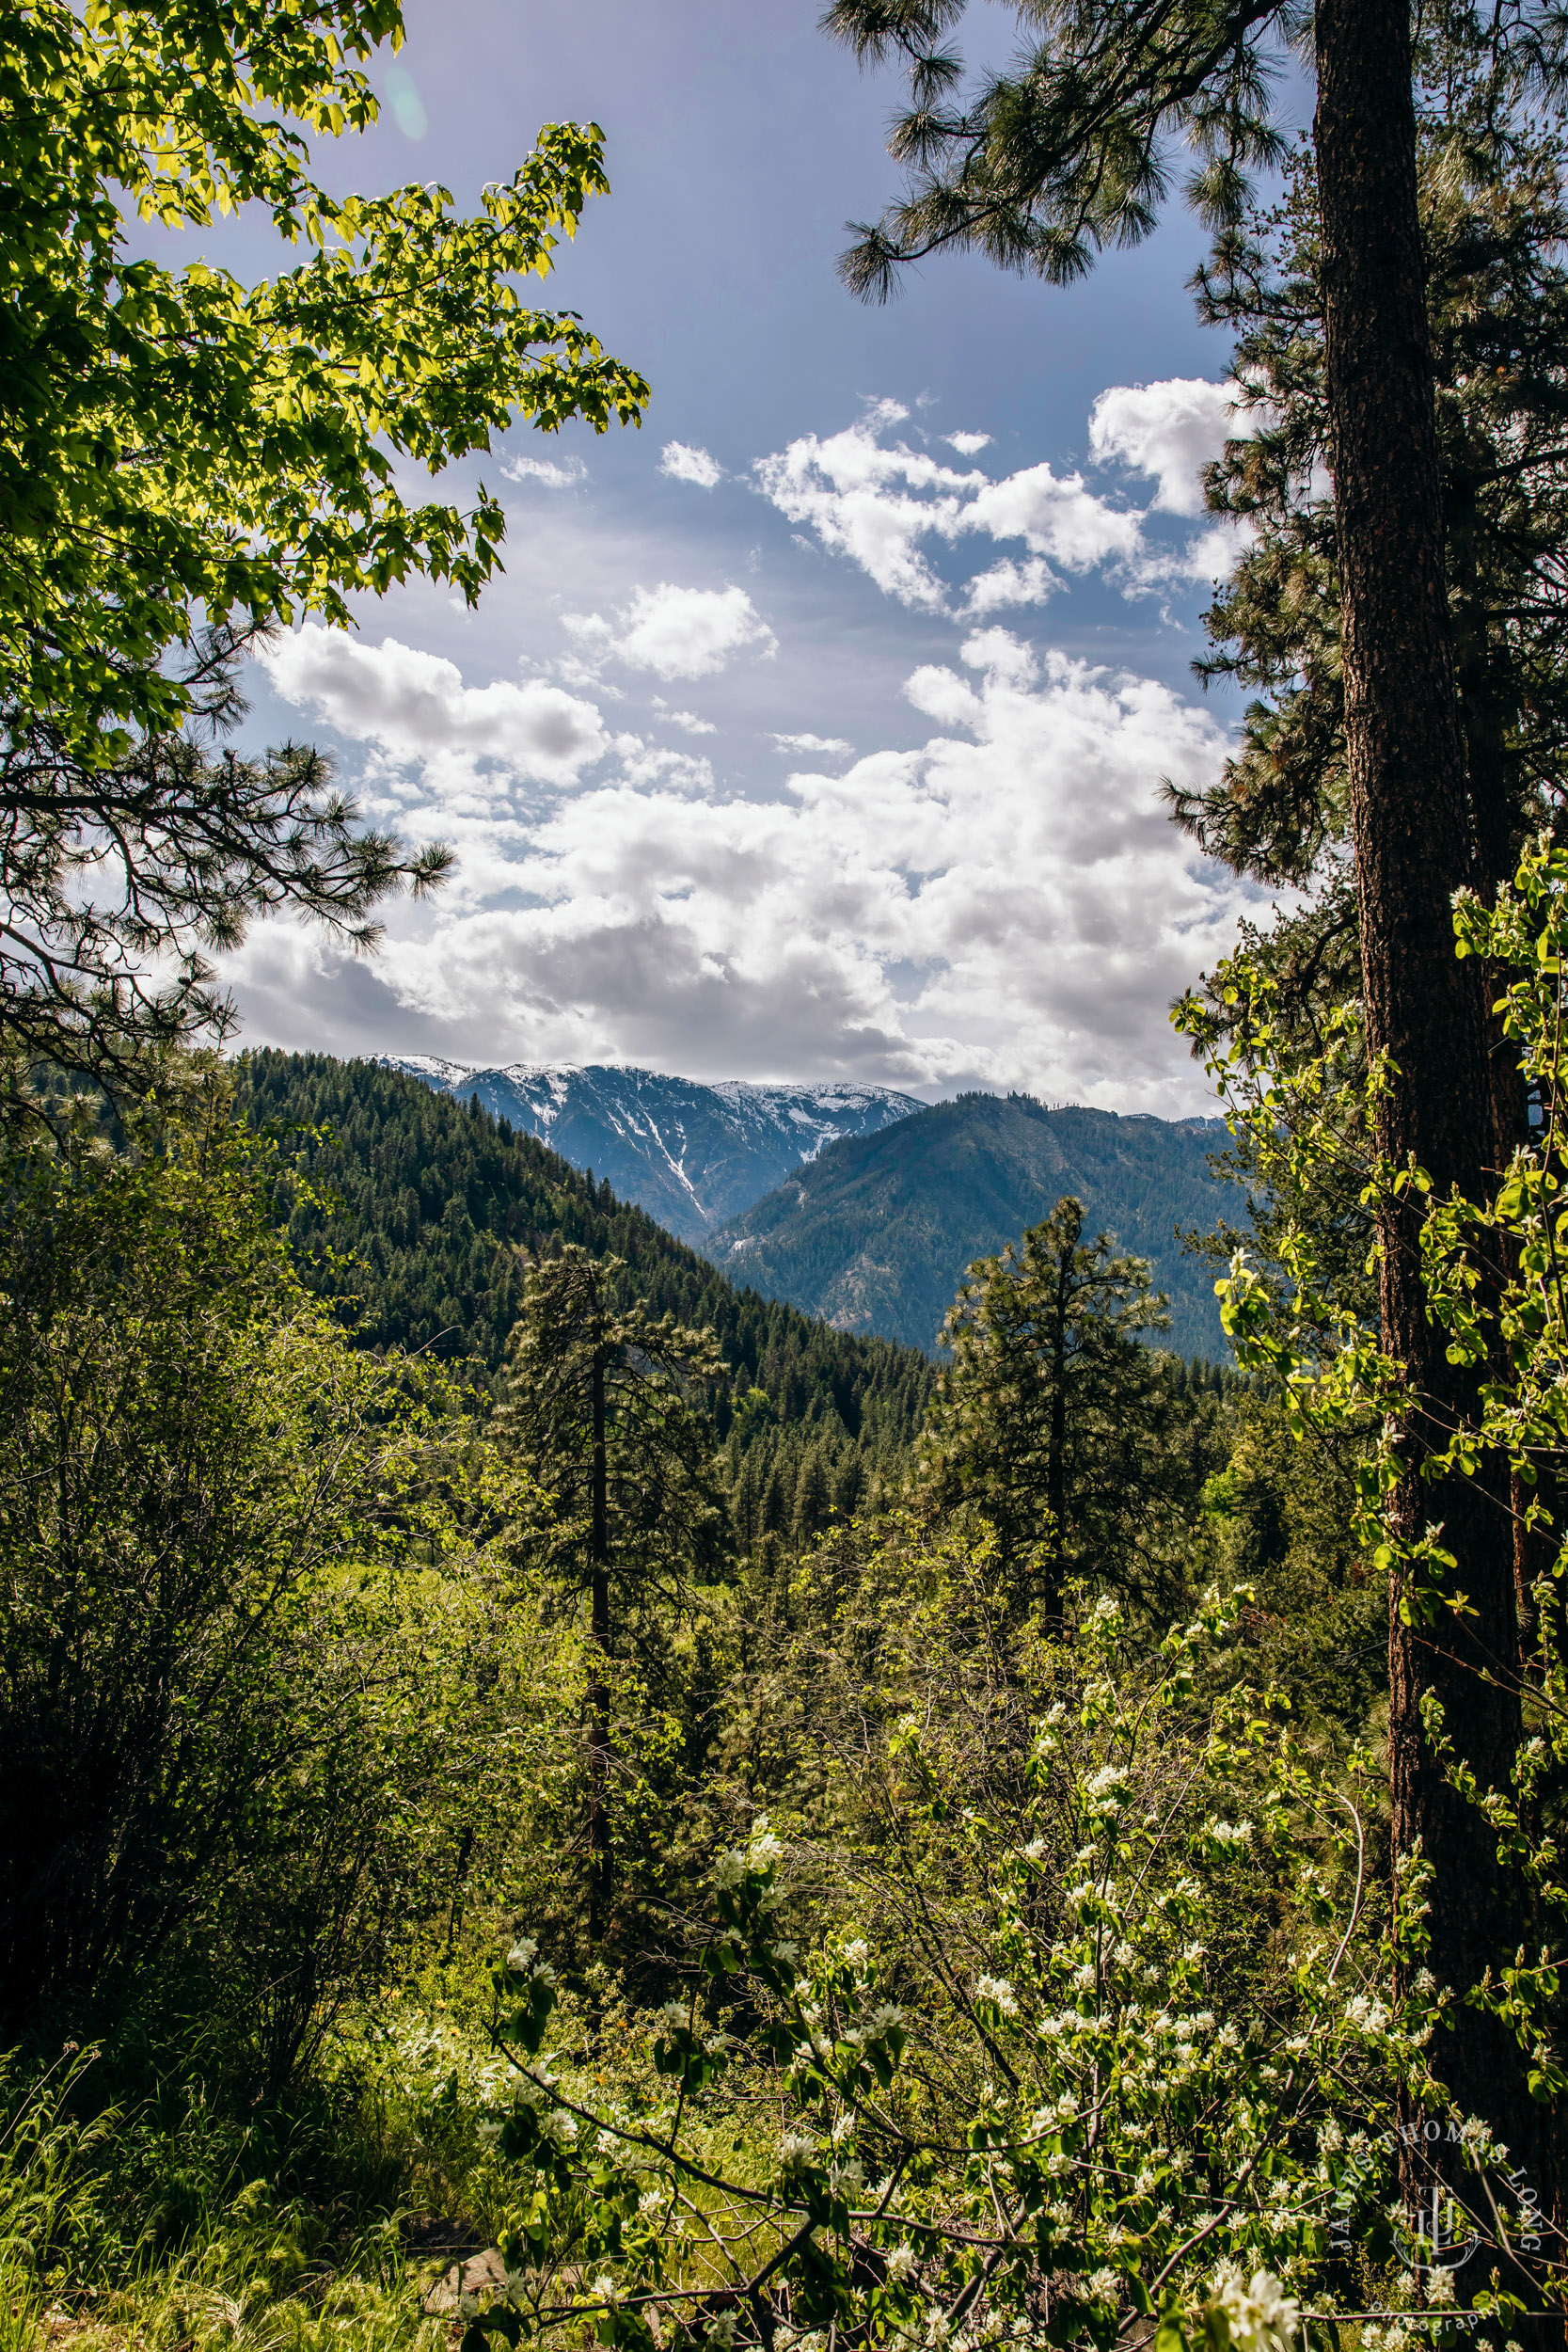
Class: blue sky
214,0,1301,1114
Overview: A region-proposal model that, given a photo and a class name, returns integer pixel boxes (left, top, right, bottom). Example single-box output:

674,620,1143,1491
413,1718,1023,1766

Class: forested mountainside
389,1056,920,1240
236,1052,932,1519
708,1091,1230,1359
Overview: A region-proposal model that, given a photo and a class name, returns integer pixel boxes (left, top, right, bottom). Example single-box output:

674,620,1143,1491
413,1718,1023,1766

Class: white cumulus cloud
503,451,589,489
652,699,718,735
261,627,610,793
963,556,1058,614
963,461,1144,568
1088,378,1245,516
946,431,991,455
562,582,777,681
660,440,724,487
757,401,1148,609
754,400,979,608
772,731,852,756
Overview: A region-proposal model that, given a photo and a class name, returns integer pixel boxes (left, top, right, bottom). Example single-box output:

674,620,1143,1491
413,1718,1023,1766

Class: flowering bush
461,1585,1459,2352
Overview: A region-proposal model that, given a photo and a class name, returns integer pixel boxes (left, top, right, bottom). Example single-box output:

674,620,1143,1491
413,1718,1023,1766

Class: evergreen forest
6,5,1568,2352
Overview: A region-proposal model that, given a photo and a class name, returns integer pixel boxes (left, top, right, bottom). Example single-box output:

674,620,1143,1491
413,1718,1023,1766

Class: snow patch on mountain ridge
377,1056,922,1243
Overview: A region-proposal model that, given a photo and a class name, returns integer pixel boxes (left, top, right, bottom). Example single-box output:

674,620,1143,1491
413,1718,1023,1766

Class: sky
203,0,1306,1116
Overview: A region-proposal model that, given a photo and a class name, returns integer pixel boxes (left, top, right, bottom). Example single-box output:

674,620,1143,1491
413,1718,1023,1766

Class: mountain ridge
386,1057,921,1242
706,1090,1230,1359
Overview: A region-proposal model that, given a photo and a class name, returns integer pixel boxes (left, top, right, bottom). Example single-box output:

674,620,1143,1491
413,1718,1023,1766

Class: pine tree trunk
588,1350,611,1947
1313,0,1532,2253
1047,1242,1069,1623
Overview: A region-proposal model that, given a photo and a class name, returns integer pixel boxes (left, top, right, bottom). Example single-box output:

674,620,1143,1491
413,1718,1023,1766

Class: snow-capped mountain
384,1057,921,1242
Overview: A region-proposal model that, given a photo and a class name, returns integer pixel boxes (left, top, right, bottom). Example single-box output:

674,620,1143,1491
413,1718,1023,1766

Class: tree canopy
0,2,646,1100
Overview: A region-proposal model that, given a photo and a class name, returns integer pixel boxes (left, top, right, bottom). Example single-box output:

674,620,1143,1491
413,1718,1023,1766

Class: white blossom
1210,2265,1300,2352
975,1974,1019,2017
886,2243,920,2283
748,1819,784,1869
1085,1764,1131,1813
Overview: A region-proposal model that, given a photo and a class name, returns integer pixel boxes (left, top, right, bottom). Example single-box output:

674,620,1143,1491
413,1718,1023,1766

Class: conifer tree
1178,73,1568,1169
918,1198,1178,1619
752,1458,784,1541
823,0,1549,2199
832,1448,867,1521
494,1248,725,1943
793,1443,834,1547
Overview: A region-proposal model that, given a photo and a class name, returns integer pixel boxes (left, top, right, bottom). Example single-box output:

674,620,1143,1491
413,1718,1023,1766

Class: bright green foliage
919,1196,1205,1613
0,1105,527,2049
1196,1394,1382,1740
1175,840,1568,2115
1174,931,1381,1343
0,3,645,1094
0,2,646,757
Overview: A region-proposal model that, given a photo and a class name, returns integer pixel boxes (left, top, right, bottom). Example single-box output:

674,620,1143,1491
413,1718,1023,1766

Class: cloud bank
230,377,1265,1112
239,617,1256,1112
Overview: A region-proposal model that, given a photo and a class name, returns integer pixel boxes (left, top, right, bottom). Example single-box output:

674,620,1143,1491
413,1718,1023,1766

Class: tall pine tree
494,1247,726,1944
823,0,1552,2223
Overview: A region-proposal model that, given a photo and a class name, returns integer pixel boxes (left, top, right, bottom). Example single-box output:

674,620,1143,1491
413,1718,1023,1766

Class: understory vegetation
3,992,1558,2351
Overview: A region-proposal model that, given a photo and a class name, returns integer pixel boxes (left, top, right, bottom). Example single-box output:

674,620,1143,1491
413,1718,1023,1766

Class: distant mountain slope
706,1092,1230,1359
388,1057,920,1243
235,1052,931,1456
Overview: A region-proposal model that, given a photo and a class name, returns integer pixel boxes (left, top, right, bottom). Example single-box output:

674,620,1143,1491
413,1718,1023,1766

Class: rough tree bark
588,1348,611,1947
1047,1233,1069,1624
1313,0,1536,2250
